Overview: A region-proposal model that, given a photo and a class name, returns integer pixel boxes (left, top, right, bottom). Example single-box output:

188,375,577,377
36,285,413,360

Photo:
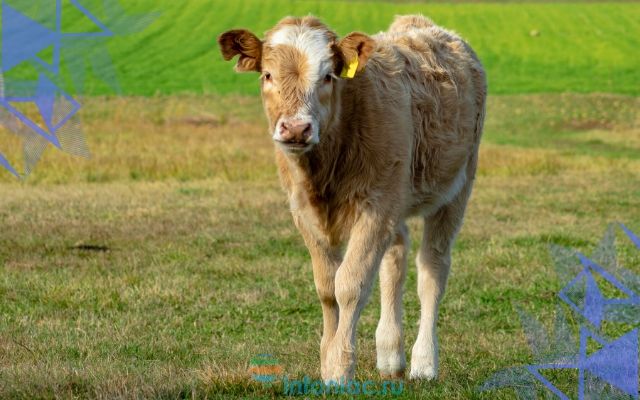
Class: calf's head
218,17,375,154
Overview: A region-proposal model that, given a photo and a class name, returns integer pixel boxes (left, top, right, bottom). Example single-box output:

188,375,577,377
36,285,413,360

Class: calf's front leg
306,241,341,379
323,211,394,382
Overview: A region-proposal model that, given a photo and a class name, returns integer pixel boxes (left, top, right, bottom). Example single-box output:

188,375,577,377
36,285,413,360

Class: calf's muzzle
279,120,313,144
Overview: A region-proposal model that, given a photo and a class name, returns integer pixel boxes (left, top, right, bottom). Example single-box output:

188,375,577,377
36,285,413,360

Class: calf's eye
264,72,272,82
324,74,332,84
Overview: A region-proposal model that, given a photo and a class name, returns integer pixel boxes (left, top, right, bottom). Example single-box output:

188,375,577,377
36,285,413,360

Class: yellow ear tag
340,58,359,79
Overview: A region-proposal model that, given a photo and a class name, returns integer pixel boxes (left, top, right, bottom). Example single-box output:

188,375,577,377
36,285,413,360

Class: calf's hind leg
376,222,409,378
410,182,472,380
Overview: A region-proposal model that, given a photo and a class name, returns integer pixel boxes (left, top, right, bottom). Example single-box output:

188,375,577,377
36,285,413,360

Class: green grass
1,93,639,398
4,1,640,95
115,1,640,95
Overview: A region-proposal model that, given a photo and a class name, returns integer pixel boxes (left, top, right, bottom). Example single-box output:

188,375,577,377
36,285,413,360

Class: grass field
4,0,640,95
2,93,639,398
1,0,640,399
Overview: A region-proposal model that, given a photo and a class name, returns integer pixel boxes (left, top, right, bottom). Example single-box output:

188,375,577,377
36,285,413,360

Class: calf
218,14,486,382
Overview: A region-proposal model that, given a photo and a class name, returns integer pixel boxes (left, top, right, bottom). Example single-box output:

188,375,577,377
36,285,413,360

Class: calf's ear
336,32,375,78
217,29,263,72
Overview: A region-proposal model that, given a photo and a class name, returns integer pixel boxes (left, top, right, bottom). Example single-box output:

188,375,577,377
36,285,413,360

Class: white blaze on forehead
269,25,333,88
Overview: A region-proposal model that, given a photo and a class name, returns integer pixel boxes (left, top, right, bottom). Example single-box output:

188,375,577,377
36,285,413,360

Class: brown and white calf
218,14,486,382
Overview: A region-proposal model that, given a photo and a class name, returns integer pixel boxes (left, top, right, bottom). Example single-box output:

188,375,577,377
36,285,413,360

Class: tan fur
218,14,486,382
262,44,311,117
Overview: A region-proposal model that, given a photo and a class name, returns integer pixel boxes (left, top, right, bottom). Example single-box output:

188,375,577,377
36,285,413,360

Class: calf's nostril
301,124,312,138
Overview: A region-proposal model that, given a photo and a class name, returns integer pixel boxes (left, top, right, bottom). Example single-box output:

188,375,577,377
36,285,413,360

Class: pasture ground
1,0,639,398
1,94,639,399
4,1,639,95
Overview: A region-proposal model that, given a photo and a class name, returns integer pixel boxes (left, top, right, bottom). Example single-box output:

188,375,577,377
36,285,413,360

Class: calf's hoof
409,358,437,380
379,370,405,380
376,349,406,380
322,344,355,384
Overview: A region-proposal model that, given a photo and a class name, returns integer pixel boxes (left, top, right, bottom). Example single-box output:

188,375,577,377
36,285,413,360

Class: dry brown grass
0,93,639,399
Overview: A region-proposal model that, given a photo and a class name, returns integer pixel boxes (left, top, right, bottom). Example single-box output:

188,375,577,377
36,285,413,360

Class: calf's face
218,18,374,154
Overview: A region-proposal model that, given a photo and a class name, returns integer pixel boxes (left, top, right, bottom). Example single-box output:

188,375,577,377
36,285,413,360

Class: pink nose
279,121,312,143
